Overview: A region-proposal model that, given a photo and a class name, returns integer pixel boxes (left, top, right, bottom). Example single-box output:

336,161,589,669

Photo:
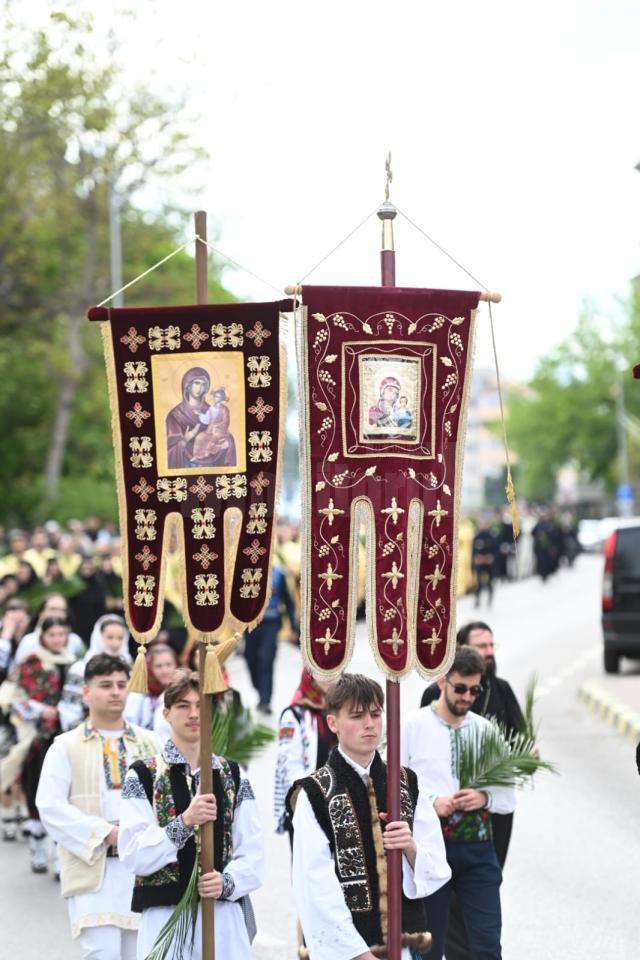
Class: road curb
578,680,640,742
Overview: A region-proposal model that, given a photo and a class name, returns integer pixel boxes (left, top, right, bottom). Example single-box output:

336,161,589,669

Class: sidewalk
578,669,640,742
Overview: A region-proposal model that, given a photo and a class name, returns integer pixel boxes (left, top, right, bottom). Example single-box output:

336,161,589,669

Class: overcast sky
98,0,640,378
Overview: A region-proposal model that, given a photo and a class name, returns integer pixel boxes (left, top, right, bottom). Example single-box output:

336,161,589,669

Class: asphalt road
2,553,638,958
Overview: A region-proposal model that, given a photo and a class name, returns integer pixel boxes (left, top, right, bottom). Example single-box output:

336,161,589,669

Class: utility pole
108,179,124,307
615,368,634,516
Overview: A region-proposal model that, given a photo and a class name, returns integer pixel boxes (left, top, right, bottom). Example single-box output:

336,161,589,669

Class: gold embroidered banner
88,301,288,646
296,285,479,679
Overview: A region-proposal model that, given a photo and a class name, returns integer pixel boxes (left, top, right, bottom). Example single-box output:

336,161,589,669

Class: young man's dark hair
446,645,485,678
163,668,199,709
325,672,384,715
84,653,131,683
456,621,492,645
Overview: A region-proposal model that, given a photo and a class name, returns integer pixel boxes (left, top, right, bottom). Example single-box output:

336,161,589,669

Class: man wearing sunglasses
401,646,516,960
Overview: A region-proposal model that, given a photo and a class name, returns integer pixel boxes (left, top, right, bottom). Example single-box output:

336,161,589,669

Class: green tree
0,8,233,525
506,305,639,501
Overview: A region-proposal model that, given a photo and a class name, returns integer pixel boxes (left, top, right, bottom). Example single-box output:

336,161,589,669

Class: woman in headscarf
273,667,336,837
166,366,211,468
14,593,85,664
124,642,178,732
0,616,76,872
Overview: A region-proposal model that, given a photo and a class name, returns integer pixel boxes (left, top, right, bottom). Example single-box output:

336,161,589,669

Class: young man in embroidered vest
118,669,264,960
287,672,451,960
35,653,159,960
401,646,516,960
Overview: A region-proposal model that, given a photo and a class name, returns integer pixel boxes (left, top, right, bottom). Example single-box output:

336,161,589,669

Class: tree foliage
0,7,234,525
506,299,640,501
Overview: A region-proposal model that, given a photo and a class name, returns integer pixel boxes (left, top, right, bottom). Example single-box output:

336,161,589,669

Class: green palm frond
456,721,557,791
143,695,274,960
519,672,539,742
211,692,275,765
144,837,200,960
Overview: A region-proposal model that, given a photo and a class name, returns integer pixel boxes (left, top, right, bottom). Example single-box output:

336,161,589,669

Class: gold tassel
488,300,520,542
505,468,521,539
202,639,227,695
201,633,242,695
128,643,148,693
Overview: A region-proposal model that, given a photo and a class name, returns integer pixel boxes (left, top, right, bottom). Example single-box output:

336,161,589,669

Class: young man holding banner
287,673,450,960
118,669,263,960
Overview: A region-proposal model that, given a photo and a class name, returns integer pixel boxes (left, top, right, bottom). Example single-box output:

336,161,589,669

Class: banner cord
394,206,490,292
195,236,284,297
96,236,197,306
296,205,381,284
488,301,521,539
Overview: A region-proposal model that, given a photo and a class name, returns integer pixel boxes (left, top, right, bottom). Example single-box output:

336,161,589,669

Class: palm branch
144,695,273,960
143,834,200,960
519,672,539,742
211,691,275,764
456,721,557,791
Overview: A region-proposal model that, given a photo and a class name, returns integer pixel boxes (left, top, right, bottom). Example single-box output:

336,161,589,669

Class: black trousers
429,814,513,960
22,737,54,820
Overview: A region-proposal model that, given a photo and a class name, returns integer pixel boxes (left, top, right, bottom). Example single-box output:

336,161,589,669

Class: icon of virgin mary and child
368,375,413,433
166,366,237,469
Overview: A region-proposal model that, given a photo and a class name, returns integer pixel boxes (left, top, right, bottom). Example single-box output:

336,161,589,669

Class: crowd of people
0,515,548,959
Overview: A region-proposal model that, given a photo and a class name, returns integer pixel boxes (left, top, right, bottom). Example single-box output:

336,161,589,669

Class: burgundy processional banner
88,301,288,647
296,285,480,679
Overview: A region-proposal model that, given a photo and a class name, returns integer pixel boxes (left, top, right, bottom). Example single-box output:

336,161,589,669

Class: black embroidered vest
130,756,240,912
287,749,428,954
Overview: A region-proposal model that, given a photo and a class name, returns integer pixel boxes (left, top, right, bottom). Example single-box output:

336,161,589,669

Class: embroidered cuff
121,774,147,800
236,778,255,807
220,871,235,900
165,815,194,849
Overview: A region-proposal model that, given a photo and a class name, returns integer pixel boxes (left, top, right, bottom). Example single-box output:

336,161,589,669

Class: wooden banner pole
195,210,215,960
378,166,402,960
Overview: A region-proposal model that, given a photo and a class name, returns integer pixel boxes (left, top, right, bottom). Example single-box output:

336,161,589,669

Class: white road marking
536,643,600,699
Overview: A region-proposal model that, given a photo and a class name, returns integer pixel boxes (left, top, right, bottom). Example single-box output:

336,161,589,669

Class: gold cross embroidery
319,498,345,525
381,498,405,524
383,627,404,655
316,628,341,655
425,564,446,591
318,563,343,591
382,561,404,589
423,629,442,654
428,500,449,527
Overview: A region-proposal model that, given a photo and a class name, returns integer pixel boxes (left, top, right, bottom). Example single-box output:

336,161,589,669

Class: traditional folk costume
420,677,524,960
273,668,337,835
119,739,263,960
0,643,76,869
35,719,158,958
287,746,451,960
401,705,517,960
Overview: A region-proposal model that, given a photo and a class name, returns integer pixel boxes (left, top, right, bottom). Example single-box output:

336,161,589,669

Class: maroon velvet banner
89,301,288,644
297,285,479,679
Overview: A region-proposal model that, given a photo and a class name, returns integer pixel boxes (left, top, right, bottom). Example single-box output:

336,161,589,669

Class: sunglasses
446,680,482,696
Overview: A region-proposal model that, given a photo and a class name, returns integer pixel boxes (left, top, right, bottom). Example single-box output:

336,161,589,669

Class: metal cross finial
385,152,393,201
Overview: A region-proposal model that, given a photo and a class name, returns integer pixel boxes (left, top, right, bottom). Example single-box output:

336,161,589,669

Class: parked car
602,520,640,673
